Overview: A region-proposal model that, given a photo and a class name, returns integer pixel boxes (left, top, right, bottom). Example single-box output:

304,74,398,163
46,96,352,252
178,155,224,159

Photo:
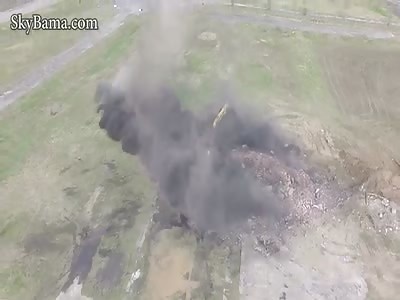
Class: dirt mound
232,148,350,223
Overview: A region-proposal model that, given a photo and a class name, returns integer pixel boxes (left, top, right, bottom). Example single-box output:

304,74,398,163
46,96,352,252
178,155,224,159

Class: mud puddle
140,228,198,300
137,213,242,300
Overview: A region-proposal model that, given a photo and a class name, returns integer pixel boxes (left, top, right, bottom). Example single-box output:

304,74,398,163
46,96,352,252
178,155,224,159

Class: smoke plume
94,0,299,233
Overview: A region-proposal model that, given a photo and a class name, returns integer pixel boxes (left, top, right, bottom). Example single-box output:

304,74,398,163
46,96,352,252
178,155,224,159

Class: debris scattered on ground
363,192,400,234
254,235,281,257
56,277,93,300
232,148,349,222
198,31,217,41
47,102,64,116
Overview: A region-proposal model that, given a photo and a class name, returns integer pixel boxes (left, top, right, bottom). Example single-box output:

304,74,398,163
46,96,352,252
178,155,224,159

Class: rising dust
94,0,300,234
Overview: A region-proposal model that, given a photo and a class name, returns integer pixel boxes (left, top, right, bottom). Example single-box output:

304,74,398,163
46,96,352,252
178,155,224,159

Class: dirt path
0,7,143,111
229,2,400,26
0,2,398,112
0,0,59,23
209,12,397,39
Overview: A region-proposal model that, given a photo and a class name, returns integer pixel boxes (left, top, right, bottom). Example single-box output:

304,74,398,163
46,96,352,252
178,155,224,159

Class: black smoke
95,81,300,233
93,0,301,233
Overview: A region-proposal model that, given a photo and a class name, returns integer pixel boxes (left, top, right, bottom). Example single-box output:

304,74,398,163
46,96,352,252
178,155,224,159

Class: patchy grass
1,7,400,300
178,13,400,170
0,0,117,88
0,14,157,300
0,9,137,180
234,0,397,20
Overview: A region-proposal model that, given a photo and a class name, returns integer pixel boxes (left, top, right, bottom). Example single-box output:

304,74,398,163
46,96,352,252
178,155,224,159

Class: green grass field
1,4,400,300
0,14,158,300
178,13,400,167
0,0,117,89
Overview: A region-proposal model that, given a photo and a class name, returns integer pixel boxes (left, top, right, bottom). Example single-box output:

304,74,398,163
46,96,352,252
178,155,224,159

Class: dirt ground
320,41,400,121
1,4,400,300
136,12,400,300
141,229,199,300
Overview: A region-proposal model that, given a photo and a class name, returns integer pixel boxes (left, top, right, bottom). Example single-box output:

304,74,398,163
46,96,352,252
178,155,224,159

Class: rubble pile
363,192,400,234
95,80,399,237
232,148,350,223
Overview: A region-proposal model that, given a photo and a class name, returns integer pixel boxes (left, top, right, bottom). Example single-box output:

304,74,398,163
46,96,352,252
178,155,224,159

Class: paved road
0,0,59,23
0,2,397,112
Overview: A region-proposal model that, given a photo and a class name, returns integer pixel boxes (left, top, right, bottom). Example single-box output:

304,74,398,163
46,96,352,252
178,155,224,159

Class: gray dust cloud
94,0,300,233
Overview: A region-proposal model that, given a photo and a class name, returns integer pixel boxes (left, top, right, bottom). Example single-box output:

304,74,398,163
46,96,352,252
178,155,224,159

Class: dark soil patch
319,41,400,122
95,251,124,290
